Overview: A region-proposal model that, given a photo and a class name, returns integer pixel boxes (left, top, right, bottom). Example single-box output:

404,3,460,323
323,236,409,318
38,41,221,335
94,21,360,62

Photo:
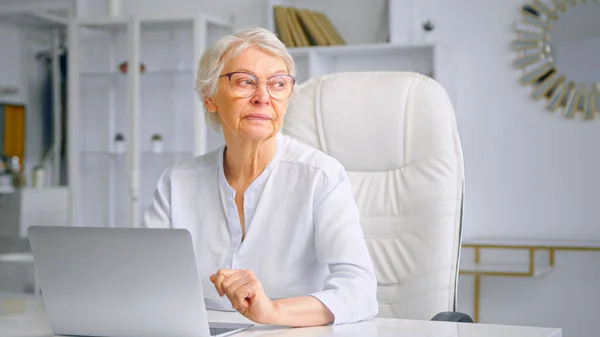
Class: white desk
0,299,561,337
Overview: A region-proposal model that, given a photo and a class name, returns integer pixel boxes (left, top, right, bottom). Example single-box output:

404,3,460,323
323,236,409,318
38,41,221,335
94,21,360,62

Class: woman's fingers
226,275,257,310
220,271,251,297
210,269,237,296
211,270,263,312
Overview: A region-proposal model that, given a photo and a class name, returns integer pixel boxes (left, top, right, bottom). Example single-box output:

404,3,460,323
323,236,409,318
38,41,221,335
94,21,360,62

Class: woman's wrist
267,299,284,325
269,297,334,327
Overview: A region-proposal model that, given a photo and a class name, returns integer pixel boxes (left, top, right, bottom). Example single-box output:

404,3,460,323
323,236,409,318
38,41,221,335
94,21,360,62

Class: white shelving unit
258,0,455,101
265,0,414,45
68,14,232,228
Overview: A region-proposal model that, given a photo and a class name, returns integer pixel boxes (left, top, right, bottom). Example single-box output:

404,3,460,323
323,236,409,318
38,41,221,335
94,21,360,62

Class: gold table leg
474,274,480,323
473,247,481,322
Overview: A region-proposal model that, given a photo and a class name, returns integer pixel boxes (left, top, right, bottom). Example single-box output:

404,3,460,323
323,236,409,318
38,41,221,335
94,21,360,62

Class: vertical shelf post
193,14,207,156
67,19,80,227
107,31,118,227
128,17,141,227
51,29,62,187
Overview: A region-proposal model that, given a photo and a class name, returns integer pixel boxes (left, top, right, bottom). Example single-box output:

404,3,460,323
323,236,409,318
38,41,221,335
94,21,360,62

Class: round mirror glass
549,3,600,84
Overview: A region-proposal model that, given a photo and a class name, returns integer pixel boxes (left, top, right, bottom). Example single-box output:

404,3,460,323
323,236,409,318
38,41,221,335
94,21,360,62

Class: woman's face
204,46,292,143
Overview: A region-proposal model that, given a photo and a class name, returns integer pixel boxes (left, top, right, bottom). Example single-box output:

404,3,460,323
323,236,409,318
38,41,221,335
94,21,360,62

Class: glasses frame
219,71,297,100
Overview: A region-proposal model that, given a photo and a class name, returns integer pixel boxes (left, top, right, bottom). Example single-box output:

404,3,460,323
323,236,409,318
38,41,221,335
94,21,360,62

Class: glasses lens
267,75,295,99
227,73,295,99
229,73,258,98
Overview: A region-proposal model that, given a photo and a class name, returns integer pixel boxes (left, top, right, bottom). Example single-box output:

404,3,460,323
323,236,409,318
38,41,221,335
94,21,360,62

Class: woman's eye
236,78,255,86
269,81,285,87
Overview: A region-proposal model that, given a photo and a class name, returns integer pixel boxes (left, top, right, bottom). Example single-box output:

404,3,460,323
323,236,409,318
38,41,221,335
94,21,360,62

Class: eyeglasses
219,71,296,100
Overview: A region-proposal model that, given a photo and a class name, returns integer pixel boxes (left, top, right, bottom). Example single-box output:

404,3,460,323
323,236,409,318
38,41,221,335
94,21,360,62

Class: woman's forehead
223,47,287,74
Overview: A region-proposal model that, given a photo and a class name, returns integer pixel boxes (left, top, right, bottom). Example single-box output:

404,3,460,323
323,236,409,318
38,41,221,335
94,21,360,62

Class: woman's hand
210,269,278,324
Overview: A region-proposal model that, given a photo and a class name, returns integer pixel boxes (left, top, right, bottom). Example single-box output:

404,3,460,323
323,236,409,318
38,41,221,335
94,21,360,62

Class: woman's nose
252,83,270,105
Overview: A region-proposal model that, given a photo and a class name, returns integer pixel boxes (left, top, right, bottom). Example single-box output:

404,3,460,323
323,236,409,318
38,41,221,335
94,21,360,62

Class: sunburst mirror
513,0,600,119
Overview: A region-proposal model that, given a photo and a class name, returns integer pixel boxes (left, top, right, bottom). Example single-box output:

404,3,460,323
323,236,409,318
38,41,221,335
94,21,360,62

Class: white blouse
143,133,378,325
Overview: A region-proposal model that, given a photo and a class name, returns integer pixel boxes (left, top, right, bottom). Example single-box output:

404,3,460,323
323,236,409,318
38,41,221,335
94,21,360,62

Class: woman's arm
308,169,379,325
272,296,334,327
210,269,333,327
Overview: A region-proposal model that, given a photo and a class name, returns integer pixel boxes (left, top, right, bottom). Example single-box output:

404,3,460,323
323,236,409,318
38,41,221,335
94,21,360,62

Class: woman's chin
239,124,275,141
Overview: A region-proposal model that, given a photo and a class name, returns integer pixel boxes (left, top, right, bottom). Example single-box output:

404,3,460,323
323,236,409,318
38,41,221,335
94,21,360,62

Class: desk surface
0,299,561,337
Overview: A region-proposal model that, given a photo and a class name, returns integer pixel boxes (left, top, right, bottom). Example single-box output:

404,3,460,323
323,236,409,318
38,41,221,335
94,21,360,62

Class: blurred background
0,1,599,336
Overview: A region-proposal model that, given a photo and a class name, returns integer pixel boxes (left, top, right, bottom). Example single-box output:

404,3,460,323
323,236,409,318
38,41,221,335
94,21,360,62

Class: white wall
72,0,600,336
413,0,600,241
414,1,600,336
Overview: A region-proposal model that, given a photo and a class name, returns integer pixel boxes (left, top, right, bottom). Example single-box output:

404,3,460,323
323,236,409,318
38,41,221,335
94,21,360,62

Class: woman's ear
204,96,218,113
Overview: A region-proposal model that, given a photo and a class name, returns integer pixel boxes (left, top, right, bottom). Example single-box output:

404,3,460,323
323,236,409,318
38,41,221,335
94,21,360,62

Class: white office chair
282,72,467,321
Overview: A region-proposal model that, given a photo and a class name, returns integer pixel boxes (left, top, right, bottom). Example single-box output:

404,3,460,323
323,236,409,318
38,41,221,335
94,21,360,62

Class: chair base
431,311,474,323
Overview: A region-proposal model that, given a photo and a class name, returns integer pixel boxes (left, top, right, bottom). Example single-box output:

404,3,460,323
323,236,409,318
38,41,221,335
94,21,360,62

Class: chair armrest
430,311,474,323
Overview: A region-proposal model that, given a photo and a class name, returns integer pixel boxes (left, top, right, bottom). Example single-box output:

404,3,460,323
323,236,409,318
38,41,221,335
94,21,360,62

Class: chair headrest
283,72,459,171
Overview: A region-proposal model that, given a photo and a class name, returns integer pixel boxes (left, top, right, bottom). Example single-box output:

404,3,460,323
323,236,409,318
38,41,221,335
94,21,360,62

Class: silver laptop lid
28,226,211,337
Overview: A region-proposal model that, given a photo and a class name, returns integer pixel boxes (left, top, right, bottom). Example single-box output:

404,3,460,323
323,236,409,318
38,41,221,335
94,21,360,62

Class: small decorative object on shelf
150,133,163,154
10,156,25,187
0,85,19,97
421,19,435,43
118,61,146,74
0,155,14,194
114,132,126,154
33,165,46,188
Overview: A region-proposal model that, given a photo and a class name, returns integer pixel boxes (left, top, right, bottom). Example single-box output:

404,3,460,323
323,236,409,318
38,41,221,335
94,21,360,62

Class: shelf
81,70,194,78
139,13,231,30
463,237,600,250
75,14,231,32
0,11,67,29
81,150,193,157
288,43,438,57
460,263,555,277
141,18,193,31
75,17,128,32
0,253,34,264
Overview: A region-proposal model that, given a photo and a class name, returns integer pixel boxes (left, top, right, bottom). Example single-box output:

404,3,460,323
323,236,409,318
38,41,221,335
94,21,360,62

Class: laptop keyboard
210,327,236,336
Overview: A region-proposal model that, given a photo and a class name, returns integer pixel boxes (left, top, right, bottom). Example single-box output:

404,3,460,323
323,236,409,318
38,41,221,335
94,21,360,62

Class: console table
460,238,600,322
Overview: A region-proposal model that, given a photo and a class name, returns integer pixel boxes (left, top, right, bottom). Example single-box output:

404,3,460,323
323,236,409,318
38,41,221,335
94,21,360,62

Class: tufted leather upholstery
282,72,465,320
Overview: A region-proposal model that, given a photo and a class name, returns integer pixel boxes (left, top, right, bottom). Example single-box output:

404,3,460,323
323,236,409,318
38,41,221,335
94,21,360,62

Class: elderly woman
144,27,378,327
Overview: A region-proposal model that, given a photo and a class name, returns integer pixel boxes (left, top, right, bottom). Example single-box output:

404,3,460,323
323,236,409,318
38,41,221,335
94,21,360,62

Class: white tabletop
0,299,561,337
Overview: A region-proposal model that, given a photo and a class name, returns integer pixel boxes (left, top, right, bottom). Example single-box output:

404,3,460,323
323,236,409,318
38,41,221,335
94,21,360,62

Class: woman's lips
244,114,272,120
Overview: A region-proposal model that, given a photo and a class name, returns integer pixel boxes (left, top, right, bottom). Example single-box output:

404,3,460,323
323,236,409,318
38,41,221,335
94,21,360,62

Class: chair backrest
282,72,465,320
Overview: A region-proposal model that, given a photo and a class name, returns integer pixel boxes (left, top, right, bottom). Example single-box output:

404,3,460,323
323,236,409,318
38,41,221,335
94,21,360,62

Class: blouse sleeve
143,168,172,228
309,170,379,325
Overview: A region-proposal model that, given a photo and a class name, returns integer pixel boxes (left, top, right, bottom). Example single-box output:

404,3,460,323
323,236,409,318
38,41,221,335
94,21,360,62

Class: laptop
28,226,254,337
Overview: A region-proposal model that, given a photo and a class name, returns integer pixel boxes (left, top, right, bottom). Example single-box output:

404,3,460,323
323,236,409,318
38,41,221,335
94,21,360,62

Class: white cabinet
0,188,69,238
68,14,232,228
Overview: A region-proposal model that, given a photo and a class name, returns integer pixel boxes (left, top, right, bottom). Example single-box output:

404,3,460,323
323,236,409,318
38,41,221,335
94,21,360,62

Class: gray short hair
195,26,296,132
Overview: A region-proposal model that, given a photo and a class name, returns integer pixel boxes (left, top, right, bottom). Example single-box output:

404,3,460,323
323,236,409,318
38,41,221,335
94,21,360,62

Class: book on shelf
286,7,310,47
273,6,345,48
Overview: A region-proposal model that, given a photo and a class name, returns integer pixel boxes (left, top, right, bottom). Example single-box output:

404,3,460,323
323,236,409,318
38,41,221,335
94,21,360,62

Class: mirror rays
513,0,600,119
